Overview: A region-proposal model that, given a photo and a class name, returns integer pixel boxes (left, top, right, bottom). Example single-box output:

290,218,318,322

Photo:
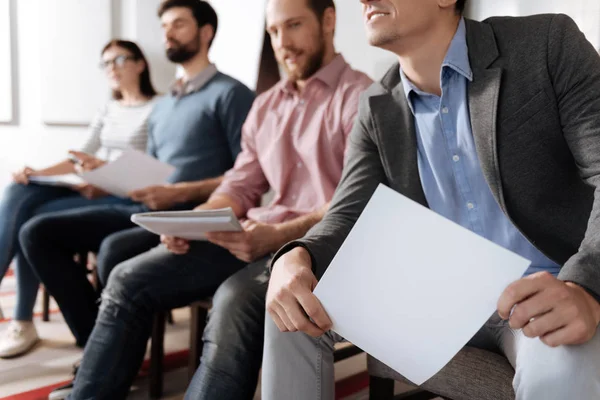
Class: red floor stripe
0,380,71,400
0,349,191,400
335,371,370,399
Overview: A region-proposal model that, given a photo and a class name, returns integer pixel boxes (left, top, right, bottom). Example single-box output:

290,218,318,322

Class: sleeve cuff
269,241,317,275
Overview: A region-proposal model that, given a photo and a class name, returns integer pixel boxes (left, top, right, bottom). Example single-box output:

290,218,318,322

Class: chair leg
42,286,50,322
369,375,395,400
188,303,208,381
149,312,166,399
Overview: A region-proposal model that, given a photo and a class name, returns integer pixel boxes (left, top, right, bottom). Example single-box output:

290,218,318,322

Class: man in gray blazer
263,0,600,399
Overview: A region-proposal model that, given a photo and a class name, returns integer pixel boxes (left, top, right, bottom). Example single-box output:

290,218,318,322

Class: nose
275,29,292,51
163,28,174,45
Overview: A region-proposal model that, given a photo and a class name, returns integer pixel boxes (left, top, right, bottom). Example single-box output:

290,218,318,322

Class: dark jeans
19,203,154,345
0,182,129,320
185,259,270,400
68,241,247,400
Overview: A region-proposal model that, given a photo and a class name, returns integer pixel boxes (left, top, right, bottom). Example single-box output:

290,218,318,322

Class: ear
134,60,146,75
200,24,215,48
322,7,336,36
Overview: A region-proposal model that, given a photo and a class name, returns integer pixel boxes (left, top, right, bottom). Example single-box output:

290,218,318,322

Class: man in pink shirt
179,0,371,398
53,0,370,398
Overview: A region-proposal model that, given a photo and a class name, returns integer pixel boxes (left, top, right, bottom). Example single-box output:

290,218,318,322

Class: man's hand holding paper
129,185,186,210
206,219,283,263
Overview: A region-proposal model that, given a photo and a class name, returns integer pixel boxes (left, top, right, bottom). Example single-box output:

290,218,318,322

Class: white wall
467,0,600,49
0,0,175,176
0,0,13,123
335,2,397,81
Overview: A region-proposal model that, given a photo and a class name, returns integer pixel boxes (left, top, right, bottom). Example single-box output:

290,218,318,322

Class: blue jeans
19,204,154,344
66,242,247,399
0,182,130,320
185,259,270,400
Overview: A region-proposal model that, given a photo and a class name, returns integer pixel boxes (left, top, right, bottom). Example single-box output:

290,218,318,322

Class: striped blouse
81,98,159,161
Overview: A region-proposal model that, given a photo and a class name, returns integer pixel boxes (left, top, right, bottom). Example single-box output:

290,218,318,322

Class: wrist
285,246,312,269
171,183,190,203
567,282,600,325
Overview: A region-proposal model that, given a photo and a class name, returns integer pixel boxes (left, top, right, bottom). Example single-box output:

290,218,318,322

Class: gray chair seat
367,346,515,400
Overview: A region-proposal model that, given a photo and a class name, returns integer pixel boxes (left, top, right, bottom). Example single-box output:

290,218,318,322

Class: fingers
540,324,582,347
270,302,296,332
281,299,325,337
522,310,565,339
206,231,246,243
161,236,190,254
508,288,557,329
128,189,146,201
296,291,332,331
498,272,553,319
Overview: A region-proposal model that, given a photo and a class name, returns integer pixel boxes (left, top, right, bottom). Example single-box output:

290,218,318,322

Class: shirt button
452,155,460,162
442,106,449,114
467,202,475,210
299,99,305,105
297,162,302,168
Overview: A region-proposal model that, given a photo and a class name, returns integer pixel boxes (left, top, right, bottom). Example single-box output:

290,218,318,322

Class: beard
281,36,326,82
166,35,201,63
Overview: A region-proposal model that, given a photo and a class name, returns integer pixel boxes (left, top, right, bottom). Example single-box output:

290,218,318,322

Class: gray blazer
274,14,600,299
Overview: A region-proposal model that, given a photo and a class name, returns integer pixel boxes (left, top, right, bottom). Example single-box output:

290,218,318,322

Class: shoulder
336,66,375,105
209,72,256,101
477,14,577,54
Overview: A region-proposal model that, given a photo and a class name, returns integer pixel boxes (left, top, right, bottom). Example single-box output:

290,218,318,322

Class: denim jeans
0,182,130,320
67,242,247,399
19,203,150,344
185,259,270,400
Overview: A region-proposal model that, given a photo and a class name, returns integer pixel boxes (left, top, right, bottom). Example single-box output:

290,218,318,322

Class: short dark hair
157,0,218,47
456,0,467,14
306,0,335,20
102,40,157,100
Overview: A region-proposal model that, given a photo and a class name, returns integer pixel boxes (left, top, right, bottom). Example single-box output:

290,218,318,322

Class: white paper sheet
131,208,243,240
313,184,531,385
28,174,85,188
80,150,175,197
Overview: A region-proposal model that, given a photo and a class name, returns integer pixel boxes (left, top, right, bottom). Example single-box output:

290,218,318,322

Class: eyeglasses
99,55,136,70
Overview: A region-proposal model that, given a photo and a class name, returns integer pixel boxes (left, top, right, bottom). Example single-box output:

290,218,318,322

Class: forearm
173,176,224,205
272,203,330,251
194,193,244,216
34,160,76,176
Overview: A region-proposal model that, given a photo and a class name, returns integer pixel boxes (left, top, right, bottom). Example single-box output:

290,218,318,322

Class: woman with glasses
0,40,159,358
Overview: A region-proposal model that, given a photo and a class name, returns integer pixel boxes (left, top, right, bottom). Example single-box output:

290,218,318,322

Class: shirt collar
170,64,219,98
399,18,473,105
280,54,348,94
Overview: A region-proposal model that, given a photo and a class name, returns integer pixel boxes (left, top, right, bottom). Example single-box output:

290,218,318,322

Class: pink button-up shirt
212,55,372,223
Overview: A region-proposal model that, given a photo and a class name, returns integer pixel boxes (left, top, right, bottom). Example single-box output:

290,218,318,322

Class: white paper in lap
313,184,530,385
80,150,175,197
131,208,242,240
28,174,85,188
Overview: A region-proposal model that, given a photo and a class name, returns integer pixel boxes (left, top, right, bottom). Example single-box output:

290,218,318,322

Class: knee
204,274,264,342
19,215,50,250
103,261,136,304
211,275,249,314
96,236,125,286
1,182,28,206
514,340,600,399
